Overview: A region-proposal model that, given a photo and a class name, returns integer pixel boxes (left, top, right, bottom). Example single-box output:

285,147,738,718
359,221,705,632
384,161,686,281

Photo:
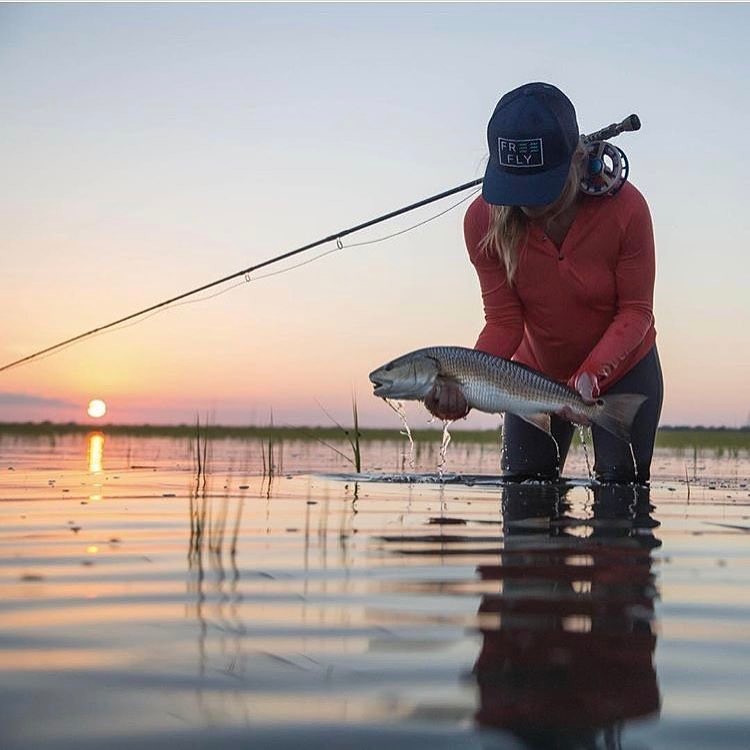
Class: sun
87,399,107,419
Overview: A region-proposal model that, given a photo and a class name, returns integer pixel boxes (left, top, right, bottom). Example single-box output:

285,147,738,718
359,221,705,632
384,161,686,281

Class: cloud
0,392,77,408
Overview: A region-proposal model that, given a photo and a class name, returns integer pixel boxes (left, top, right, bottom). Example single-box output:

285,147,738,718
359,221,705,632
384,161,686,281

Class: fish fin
591,394,648,442
518,412,552,434
432,375,459,392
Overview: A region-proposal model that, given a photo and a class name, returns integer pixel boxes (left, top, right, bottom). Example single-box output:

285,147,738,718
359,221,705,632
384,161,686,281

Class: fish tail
591,393,648,442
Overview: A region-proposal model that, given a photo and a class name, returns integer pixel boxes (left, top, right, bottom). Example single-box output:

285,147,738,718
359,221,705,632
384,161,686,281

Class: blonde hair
480,143,587,286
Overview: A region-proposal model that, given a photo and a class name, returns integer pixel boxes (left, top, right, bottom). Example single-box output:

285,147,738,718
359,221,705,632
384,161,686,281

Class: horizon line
0,420,748,433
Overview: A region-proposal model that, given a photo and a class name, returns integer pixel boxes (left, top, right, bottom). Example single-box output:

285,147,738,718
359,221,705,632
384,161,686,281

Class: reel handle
580,142,629,197
582,114,641,144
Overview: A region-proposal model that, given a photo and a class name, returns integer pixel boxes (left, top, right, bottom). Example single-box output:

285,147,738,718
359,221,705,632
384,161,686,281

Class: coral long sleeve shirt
465,182,656,392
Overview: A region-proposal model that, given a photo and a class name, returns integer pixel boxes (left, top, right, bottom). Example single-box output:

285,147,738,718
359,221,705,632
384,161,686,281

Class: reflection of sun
87,399,107,419
87,432,104,473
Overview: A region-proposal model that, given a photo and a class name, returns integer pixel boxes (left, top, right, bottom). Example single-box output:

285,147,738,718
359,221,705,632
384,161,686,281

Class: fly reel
581,140,629,197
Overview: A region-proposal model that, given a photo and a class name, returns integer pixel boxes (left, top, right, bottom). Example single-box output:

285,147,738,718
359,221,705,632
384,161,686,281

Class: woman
426,82,663,484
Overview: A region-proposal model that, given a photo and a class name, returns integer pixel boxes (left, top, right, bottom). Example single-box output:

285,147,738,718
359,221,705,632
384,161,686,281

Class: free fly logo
498,138,544,168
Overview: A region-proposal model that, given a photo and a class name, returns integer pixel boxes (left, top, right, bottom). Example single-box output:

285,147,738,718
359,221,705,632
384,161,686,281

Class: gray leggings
500,347,664,484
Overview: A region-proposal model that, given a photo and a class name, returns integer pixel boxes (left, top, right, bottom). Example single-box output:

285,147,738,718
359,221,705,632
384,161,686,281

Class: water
385,399,415,470
1,432,749,750
437,420,453,478
577,425,594,479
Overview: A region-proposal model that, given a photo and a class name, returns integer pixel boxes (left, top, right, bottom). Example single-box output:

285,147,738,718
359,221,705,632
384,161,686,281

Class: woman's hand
572,371,600,403
558,371,601,426
424,380,470,421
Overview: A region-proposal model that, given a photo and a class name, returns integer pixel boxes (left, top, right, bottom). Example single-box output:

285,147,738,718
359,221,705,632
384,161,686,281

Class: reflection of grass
189,417,239,562
2,421,750,450
189,417,209,558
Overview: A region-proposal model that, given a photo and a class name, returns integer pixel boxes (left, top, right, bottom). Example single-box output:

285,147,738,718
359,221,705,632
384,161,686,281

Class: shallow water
0,433,749,749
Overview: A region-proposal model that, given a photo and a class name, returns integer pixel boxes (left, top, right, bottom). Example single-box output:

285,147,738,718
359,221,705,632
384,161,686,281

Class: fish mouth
369,371,393,397
369,375,390,396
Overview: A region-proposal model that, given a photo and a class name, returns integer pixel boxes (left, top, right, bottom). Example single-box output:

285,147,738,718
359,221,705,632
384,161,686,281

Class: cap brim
482,158,571,207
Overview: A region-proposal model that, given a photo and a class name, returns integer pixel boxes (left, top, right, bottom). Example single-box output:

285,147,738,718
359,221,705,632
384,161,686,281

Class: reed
260,411,280,478
351,394,362,473
315,393,363,472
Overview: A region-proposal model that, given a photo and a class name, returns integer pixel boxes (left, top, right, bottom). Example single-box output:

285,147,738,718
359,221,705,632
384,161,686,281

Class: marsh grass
2,422,749,451
315,394,363,472
260,412,280,479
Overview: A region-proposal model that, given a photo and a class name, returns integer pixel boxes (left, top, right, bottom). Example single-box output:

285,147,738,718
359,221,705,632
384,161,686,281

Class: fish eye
384,363,393,372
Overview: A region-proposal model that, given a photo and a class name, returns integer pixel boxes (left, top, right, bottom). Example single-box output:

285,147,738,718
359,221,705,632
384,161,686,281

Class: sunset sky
1,3,749,429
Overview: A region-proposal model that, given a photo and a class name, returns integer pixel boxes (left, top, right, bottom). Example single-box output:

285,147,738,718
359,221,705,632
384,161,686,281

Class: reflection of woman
474,482,661,747
426,82,663,484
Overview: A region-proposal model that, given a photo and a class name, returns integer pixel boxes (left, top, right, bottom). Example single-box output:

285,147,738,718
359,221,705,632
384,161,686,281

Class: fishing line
251,188,480,281
0,182,482,374
90,189,478,316
341,188,480,250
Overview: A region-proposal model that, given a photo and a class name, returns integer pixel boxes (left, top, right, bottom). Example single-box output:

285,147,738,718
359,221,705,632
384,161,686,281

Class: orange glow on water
87,432,104,474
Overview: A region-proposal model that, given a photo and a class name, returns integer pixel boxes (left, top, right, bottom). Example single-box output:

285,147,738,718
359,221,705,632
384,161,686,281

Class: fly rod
0,178,482,374
0,113,640,375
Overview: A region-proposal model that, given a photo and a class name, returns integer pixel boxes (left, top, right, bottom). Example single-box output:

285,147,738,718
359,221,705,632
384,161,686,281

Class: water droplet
437,421,453,479
577,425,593,479
385,399,415,470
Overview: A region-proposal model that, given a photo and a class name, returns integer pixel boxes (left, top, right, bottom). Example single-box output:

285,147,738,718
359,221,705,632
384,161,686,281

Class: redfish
369,346,646,441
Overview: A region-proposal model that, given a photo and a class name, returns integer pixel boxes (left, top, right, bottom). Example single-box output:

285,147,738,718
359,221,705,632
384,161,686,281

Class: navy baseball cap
482,82,580,207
